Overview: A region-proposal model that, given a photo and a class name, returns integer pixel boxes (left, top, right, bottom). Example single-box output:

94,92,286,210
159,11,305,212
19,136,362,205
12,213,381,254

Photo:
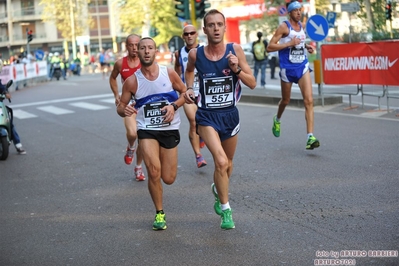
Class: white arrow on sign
309,19,325,36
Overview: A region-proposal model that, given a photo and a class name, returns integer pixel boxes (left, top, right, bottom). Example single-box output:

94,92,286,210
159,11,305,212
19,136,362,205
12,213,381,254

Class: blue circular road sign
35,49,45,61
306,14,329,42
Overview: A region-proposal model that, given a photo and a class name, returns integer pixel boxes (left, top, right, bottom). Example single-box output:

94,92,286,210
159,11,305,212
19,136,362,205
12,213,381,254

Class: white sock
135,165,142,169
129,144,135,150
307,133,313,139
221,202,230,211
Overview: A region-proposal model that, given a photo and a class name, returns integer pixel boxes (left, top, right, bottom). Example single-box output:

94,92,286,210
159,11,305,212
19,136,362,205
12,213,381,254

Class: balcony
8,32,47,46
0,11,8,23
12,7,43,22
0,35,9,43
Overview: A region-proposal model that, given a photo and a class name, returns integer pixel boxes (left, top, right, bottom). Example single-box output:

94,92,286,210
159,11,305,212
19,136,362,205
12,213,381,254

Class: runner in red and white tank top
120,56,141,83
109,34,146,182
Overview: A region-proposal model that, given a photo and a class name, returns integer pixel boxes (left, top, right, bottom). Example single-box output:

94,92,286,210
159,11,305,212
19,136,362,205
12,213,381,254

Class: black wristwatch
233,67,242,75
171,102,178,111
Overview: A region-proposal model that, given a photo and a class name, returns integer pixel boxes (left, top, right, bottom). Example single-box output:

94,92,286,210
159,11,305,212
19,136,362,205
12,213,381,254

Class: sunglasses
183,31,197,36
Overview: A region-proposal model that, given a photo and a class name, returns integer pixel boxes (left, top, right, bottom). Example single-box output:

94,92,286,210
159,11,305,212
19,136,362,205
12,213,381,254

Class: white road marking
9,93,114,108
12,109,38,119
99,98,116,104
37,105,75,115
69,102,110,110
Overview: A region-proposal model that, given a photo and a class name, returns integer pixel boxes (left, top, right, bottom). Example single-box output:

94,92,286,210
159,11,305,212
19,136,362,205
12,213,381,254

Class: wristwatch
171,102,178,111
233,67,242,75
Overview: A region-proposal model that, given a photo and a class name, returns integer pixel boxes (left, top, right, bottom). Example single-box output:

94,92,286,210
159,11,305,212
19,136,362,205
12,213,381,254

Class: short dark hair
203,9,225,27
138,37,156,48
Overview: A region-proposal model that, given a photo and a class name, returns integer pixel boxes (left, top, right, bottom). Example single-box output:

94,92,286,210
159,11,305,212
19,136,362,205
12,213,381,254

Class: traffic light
194,0,211,20
27,30,33,43
385,0,392,21
175,0,190,20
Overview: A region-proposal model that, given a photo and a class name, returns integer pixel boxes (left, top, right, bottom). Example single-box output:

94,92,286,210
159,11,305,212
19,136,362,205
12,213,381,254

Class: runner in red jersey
109,34,145,181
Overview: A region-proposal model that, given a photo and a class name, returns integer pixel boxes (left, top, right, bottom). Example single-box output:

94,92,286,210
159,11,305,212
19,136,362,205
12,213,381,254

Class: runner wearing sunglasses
174,25,207,169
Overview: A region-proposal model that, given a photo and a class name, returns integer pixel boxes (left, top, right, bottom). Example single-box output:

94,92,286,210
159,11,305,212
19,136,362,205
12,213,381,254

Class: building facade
0,0,121,61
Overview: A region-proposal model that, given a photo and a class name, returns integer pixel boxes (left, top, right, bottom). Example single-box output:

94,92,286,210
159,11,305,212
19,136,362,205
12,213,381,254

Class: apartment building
0,0,119,60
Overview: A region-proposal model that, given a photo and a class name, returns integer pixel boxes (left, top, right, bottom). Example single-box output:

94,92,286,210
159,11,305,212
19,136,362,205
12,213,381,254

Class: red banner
321,41,399,86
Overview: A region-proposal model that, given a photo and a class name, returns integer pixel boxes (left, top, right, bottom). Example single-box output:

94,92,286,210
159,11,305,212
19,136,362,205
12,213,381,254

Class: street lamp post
96,0,103,50
69,0,77,59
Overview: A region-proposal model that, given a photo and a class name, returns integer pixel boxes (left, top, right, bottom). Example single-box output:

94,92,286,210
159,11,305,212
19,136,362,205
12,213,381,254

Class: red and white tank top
120,56,141,82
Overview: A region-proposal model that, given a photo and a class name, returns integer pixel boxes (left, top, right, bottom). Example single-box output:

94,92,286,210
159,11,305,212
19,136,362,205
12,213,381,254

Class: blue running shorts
280,62,312,84
196,107,240,142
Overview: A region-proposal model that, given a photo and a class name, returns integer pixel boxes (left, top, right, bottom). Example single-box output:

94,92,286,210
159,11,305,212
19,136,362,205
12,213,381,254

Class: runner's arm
168,68,187,107
117,74,137,117
231,44,257,90
266,23,296,52
158,68,187,123
174,50,181,76
184,48,197,102
109,58,122,105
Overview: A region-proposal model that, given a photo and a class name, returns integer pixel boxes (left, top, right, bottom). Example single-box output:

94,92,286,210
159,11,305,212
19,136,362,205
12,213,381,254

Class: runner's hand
226,51,239,73
184,90,195,104
161,105,174,123
114,95,121,106
124,102,137,117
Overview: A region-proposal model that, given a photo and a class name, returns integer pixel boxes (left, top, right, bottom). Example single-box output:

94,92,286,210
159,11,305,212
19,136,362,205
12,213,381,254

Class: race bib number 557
203,76,234,108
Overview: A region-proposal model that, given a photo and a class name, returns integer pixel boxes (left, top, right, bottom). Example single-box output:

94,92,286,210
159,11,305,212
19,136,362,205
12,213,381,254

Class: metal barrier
387,86,399,112
321,84,392,111
360,85,387,110
321,84,361,108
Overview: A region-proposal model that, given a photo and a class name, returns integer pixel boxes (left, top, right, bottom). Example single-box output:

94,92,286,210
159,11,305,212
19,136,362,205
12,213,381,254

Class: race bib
203,76,234,108
289,47,305,63
143,101,170,128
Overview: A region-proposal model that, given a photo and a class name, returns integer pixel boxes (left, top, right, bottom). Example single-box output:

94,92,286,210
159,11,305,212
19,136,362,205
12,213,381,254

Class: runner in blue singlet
184,9,257,230
267,0,321,150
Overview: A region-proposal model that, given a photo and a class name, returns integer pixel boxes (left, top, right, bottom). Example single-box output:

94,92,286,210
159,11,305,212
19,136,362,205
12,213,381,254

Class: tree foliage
358,0,388,31
40,0,93,40
118,0,183,46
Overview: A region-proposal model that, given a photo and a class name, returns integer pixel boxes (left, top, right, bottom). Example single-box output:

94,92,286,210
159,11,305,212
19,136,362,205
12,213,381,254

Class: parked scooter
0,80,14,160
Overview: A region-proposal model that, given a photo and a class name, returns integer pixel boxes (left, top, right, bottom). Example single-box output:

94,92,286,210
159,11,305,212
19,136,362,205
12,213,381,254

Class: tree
40,0,92,40
357,0,396,39
118,0,183,47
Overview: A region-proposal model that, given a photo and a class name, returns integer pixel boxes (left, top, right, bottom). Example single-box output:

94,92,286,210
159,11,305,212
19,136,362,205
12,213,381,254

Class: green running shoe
211,183,222,215
220,208,235,230
152,212,167,231
306,135,320,150
272,115,280,137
